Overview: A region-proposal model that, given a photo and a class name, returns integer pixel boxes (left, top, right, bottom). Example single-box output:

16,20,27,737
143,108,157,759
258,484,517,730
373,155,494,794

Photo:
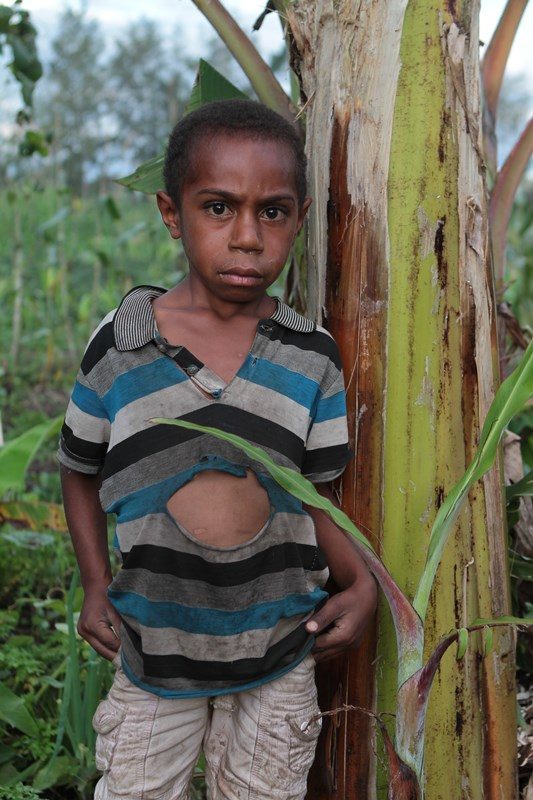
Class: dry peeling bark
285,1,516,798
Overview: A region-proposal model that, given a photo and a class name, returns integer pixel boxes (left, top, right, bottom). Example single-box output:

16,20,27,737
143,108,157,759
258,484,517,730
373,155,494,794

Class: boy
59,99,377,800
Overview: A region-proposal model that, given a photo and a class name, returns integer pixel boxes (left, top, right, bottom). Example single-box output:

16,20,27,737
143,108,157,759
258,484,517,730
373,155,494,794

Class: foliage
36,9,106,194
0,2,42,111
0,526,115,797
108,19,193,165
0,786,44,799
505,185,533,337
0,417,62,496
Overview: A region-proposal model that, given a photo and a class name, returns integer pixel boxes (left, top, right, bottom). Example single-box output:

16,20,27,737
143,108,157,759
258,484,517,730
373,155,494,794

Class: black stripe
60,425,108,464
81,321,116,375
302,444,352,476
171,348,203,371
120,542,324,585
122,618,313,682
268,325,343,368
102,406,305,479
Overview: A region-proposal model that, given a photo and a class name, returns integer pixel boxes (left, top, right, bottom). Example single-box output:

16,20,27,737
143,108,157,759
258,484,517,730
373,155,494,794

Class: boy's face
157,133,311,305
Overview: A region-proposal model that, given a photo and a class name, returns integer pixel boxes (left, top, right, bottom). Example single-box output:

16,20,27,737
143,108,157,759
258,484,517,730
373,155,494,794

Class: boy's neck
157,276,276,322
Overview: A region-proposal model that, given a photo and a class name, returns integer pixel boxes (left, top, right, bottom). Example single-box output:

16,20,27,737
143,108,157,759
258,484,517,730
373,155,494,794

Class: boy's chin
212,281,273,304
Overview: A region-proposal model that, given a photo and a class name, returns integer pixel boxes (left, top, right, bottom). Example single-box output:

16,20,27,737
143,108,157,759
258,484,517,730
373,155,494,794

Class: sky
2,0,531,147
18,0,533,85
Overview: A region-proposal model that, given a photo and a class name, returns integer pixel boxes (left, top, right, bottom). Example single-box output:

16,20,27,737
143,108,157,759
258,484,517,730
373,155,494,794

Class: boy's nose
229,212,263,253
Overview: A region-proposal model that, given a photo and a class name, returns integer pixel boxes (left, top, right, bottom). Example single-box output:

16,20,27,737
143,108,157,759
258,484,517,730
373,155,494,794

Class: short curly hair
163,99,307,208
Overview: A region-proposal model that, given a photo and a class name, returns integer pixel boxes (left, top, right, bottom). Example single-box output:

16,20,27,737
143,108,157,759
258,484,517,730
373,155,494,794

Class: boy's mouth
219,267,263,286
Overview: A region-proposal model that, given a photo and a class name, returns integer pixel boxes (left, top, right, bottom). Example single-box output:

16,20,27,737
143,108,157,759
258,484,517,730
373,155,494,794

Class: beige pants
92,655,321,800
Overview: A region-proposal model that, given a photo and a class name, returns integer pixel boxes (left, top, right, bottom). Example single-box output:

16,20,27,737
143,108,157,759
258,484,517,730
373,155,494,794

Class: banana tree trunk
285,1,516,797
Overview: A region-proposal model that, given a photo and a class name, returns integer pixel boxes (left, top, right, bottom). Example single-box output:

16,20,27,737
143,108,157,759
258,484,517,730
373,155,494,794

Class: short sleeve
302,335,352,483
57,372,110,474
57,314,114,474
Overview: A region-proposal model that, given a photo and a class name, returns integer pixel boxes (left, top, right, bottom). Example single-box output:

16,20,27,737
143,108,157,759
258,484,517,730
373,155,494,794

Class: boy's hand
306,574,377,662
77,585,122,661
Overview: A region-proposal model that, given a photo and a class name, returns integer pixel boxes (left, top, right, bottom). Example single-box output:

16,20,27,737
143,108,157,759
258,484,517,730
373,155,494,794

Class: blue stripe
256,474,303,515
109,587,327,635
107,474,182,518
103,360,187,421
314,390,346,423
244,357,318,410
72,381,108,419
108,461,306,521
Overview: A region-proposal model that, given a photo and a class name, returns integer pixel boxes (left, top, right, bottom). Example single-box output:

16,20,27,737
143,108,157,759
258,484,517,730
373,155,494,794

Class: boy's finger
312,625,346,650
78,618,121,661
305,598,342,634
82,632,120,662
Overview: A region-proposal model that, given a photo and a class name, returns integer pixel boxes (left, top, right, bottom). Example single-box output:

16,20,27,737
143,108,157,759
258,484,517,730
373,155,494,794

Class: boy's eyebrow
196,188,296,205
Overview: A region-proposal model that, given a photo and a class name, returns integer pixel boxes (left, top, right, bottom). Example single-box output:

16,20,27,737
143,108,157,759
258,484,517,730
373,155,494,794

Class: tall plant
119,1,532,796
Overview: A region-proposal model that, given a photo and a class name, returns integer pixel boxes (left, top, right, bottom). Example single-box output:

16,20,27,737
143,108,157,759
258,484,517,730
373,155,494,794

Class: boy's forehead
185,132,298,193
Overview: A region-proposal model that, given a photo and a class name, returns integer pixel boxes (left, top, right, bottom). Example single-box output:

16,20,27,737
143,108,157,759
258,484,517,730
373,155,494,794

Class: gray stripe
100,439,301,510
307,417,348,450
57,448,102,474
110,384,212,447
119,635,248,691
65,401,110,444
306,467,347,483
209,379,311,439
255,336,338,387
87,345,162,396
129,615,311,661
115,511,318,562
111,567,328,611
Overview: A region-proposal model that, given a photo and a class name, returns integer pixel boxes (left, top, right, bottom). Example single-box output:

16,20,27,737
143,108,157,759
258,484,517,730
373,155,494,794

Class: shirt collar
113,285,315,351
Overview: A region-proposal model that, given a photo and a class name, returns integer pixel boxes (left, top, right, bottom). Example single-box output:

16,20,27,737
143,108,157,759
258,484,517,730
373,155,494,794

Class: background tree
37,9,105,194
107,20,192,166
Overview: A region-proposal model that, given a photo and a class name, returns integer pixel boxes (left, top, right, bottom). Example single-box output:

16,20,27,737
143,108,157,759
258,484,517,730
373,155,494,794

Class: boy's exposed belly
166,469,272,547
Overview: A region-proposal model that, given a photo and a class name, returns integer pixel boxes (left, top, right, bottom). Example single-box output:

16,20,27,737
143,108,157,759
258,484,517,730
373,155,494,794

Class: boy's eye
262,207,285,221
207,202,229,216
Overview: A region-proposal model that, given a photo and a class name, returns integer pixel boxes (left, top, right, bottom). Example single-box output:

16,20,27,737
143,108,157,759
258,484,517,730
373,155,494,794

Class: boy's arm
304,483,377,662
60,465,121,661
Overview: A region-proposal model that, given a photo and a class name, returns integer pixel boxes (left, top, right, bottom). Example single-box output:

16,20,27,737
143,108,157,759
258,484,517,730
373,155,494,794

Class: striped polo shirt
58,285,351,697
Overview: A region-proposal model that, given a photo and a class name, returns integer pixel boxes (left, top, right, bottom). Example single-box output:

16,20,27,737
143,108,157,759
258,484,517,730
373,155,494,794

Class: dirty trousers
92,654,321,800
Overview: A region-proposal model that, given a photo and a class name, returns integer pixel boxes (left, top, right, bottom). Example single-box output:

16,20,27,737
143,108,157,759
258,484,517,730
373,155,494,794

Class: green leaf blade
0,681,39,736
0,416,63,495
414,342,533,620
115,153,165,195
456,627,468,659
186,58,247,114
506,469,533,500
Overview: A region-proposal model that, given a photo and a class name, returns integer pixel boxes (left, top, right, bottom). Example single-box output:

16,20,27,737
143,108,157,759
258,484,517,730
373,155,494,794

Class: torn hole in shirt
166,466,272,548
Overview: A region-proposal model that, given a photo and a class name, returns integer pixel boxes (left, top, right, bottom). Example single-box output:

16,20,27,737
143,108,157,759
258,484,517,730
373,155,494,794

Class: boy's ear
156,191,181,240
296,197,312,232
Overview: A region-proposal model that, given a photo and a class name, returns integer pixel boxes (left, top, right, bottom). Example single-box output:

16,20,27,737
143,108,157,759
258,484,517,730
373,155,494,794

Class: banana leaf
0,416,63,495
116,59,245,194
